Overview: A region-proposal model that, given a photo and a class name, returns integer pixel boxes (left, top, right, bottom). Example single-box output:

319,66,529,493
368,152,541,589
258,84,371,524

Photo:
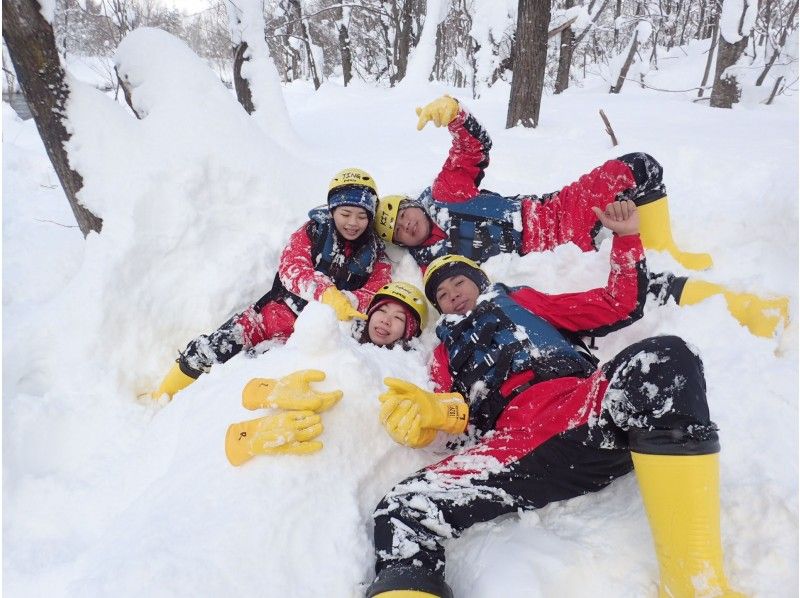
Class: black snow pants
366,335,720,598
177,300,297,378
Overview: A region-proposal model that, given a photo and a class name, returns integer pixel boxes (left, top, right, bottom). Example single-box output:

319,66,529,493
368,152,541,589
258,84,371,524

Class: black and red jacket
429,234,647,433
258,207,392,314
409,107,641,268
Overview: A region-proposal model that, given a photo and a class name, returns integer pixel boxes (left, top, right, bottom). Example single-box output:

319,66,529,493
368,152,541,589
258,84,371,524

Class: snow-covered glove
416,95,459,130
379,395,438,448
241,370,342,412
225,411,323,465
321,287,367,321
380,378,469,434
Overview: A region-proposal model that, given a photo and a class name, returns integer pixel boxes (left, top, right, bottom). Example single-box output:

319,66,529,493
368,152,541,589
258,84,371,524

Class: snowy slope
3,29,797,597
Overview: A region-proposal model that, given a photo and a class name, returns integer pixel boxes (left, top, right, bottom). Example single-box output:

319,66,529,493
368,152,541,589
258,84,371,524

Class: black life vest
436,284,596,432
408,187,523,267
255,207,381,314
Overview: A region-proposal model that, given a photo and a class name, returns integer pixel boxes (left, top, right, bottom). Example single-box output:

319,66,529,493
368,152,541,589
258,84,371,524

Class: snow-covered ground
3,29,797,597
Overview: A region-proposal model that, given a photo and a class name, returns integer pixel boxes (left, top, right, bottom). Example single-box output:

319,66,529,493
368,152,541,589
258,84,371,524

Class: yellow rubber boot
680,280,790,338
631,452,745,598
373,592,440,598
151,363,196,401
637,197,714,271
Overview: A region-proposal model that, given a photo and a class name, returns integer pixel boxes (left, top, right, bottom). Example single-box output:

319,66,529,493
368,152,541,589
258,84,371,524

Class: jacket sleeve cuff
611,232,644,257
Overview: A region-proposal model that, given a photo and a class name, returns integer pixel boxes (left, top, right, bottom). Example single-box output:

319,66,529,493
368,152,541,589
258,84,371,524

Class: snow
402,0,449,87
3,26,798,598
720,0,759,44
469,1,515,96
222,0,299,150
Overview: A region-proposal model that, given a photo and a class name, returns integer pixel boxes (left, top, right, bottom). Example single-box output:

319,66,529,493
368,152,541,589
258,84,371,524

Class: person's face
435,274,480,316
333,206,369,240
368,301,407,346
393,206,431,247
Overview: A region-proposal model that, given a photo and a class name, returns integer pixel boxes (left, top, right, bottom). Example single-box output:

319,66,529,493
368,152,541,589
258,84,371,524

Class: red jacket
277,220,392,313
429,233,647,435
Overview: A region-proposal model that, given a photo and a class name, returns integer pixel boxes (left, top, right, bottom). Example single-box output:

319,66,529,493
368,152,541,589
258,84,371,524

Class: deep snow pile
3,28,798,597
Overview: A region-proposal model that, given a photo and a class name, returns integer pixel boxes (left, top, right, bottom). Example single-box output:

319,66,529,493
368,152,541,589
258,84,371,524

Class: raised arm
512,201,649,336
417,95,493,203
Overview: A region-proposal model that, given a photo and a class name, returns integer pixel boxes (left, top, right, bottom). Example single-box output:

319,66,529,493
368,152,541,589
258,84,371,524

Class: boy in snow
224,281,430,465
150,168,392,401
375,95,788,338
367,200,743,598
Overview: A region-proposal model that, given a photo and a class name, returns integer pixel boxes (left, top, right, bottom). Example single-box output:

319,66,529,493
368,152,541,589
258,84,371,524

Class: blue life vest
255,207,381,314
436,284,596,432
409,187,523,267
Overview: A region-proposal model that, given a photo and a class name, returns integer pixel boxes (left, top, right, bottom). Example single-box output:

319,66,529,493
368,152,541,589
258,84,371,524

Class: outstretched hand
415,95,459,130
591,200,639,236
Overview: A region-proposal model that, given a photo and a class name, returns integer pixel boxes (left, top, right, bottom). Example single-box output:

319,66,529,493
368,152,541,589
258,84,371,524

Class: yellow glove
380,378,469,434
321,287,367,321
241,369,343,412
379,395,438,448
225,411,323,466
416,95,459,130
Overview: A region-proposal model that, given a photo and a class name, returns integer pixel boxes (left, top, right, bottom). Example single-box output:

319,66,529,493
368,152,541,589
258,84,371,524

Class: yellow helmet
374,195,406,242
328,168,378,196
423,254,489,309
369,281,428,333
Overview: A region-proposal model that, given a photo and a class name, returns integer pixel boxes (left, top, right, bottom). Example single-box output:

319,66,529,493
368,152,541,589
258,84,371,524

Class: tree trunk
698,18,720,97
697,0,707,39
710,0,753,110
334,5,352,86
759,0,773,45
506,0,550,128
116,65,143,118
709,34,748,107
392,0,413,85
610,28,639,93
755,0,798,85
554,0,575,94
287,0,320,89
3,0,102,236
232,41,255,113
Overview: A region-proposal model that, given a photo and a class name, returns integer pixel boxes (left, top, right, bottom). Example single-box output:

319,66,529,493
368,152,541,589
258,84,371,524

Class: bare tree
286,0,321,89
756,0,798,84
333,4,352,86
3,0,102,236
710,0,756,108
554,0,576,94
392,0,414,84
232,41,256,113
610,23,643,93
506,0,551,128
698,0,721,97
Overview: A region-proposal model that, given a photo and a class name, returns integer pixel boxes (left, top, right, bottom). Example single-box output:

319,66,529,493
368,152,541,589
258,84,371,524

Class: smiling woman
358,282,428,348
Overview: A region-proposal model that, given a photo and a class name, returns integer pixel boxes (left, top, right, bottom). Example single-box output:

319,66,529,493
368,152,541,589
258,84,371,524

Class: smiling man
366,201,742,598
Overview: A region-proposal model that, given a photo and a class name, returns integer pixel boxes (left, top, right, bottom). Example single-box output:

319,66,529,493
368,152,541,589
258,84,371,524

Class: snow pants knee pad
603,335,720,456
616,152,666,205
178,311,249,377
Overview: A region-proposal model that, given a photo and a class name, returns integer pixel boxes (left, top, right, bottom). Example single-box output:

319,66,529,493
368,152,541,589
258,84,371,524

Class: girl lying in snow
367,200,744,598
222,281,428,465
375,94,788,338
149,167,393,402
